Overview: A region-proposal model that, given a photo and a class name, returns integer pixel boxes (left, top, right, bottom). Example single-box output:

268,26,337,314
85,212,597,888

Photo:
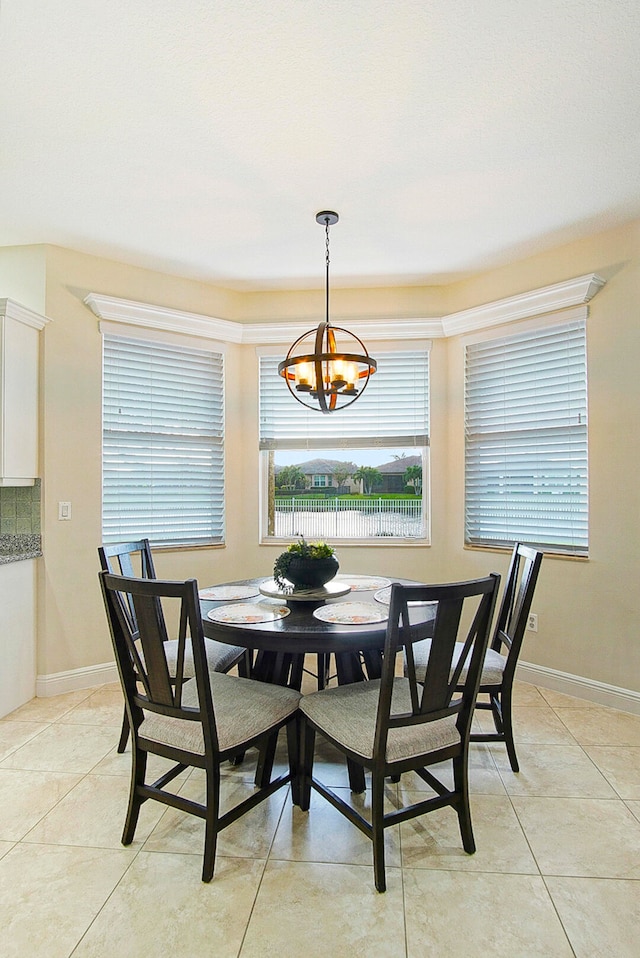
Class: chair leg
286,716,301,806
299,719,315,812
202,763,221,882
500,687,520,772
237,649,252,678
254,730,279,788
371,772,387,892
117,707,130,753
452,753,475,854
122,745,147,845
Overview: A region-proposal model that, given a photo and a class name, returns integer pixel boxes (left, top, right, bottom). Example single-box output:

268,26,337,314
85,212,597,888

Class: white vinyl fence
274,497,425,539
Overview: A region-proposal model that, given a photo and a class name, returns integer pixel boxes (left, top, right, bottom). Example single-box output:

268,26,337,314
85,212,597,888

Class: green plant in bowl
273,538,339,589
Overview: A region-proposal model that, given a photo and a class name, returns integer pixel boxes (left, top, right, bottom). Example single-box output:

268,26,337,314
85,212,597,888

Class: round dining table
200,573,436,793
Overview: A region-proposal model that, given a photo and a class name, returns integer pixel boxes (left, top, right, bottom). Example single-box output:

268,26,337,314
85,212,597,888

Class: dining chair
298,574,500,892
99,571,301,882
99,539,249,752
410,543,544,772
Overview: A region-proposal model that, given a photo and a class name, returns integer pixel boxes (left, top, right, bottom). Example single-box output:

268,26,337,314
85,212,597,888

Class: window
102,333,224,547
259,346,430,542
464,318,588,555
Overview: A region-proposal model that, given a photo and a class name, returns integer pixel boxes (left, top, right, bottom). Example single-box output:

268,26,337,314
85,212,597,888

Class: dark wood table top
200,575,435,654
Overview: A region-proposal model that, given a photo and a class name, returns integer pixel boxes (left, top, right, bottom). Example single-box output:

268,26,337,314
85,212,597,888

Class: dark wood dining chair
99,540,249,752
410,543,544,772
298,574,500,892
99,571,301,882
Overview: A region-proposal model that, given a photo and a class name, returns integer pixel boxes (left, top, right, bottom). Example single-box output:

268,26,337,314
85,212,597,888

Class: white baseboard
36,661,119,698
517,660,640,715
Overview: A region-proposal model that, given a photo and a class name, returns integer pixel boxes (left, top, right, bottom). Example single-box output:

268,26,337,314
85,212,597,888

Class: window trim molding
85,272,605,343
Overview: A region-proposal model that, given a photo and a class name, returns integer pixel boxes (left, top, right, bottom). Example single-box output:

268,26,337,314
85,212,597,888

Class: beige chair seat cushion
299,678,460,763
140,672,301,755
410,640,506,687
138,636,244,676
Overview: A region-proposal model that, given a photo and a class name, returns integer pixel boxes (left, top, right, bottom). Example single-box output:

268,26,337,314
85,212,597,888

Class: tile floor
1,672,640,957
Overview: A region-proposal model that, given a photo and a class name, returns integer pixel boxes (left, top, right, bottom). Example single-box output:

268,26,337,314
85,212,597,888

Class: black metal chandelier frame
278,211,377,414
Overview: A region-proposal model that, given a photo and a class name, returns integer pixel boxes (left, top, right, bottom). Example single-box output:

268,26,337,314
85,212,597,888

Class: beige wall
3,220,638,694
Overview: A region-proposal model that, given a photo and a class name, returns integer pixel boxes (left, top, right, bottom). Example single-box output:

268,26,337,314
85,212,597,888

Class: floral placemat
312,602,388,625
207,603,290,625
334,575,391,592
199,584,260,601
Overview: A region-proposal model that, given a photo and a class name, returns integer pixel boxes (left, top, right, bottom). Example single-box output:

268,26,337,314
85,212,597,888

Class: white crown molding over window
0,298,51,330
85,272,605,343
84,292,243,343
442,272,605,337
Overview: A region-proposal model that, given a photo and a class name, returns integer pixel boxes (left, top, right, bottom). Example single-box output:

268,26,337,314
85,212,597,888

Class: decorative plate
312,602,388,625
333,575,391,592
207,603,290,625
199,585,259,601
259,579,351,601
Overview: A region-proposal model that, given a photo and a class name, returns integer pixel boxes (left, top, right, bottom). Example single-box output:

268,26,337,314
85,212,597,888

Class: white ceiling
1,0,639,290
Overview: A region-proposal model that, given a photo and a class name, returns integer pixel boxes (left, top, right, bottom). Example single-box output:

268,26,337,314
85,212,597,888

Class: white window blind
259,349,430,450
102,334,224,547
465,319,588,555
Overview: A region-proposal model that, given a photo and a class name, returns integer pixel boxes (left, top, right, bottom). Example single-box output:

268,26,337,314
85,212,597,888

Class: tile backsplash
0,479,41,534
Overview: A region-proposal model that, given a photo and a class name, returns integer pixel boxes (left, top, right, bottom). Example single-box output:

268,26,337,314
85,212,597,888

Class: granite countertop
0,534,42,563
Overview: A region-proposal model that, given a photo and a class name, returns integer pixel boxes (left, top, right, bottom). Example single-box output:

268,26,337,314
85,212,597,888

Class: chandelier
278,211,377,413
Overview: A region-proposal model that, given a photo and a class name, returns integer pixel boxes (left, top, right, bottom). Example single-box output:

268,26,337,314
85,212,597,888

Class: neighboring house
276,458,357,492
376,455,422,493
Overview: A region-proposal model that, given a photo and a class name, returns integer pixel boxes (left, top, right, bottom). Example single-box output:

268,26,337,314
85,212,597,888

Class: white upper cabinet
0,299,50,486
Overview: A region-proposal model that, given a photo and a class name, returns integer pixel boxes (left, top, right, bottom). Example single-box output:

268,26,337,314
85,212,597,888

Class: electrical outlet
527,612,538,632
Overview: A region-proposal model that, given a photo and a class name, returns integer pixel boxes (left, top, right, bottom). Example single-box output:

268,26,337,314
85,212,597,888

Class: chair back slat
375,575,500,758
419,597,465,712
130,591,176,706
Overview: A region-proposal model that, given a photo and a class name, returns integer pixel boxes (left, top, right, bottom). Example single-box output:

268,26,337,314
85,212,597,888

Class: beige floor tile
2,689,94,723
512,796,640,877
398,745,506,796
625,800,640,822
0,842,134,958
0,720,49,761
241,859,406,957
23,773,166,848
555,707,640,746
70,852,264,958
270,784,401,867
57,687,124,727
583,746,640,799
494,744,617,798
0,768,82,840
477,705,578,745
400,792,538,873
0,840,15,860
143,774,288,859
547,876,640,958
510,681,549,707
538,687,609,709
403,870,573,958
0,723,116,773
89,743,184,780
